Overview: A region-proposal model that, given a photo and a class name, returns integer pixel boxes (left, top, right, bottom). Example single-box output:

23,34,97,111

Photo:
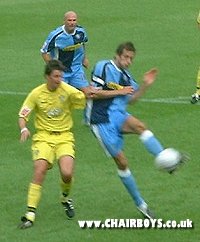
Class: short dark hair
44,60,65,75
116,42,136,55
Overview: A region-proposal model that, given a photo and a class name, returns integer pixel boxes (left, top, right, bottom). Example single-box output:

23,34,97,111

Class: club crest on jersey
47,108,62,118
59,95,65,102
75,33,80,39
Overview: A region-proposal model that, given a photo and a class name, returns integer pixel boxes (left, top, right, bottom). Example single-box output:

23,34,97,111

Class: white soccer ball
155,148,181,172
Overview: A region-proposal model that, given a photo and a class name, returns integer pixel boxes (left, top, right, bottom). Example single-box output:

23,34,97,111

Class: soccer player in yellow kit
191,11,200,104
18,60,86,229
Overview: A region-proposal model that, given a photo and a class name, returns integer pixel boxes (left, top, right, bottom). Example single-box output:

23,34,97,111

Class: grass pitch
0,0,199,241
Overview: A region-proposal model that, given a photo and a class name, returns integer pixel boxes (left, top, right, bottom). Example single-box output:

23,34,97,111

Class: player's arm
18,117,31,143
40,32,55,63
90,69,134,99
18,92,36,142
82,44,89,68
41,52,52,63
83,56,89,69
129,68,158,104
91,86,134,99
68,85,86,109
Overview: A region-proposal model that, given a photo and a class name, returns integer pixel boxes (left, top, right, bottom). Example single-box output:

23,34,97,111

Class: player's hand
143,68,158,86
120,86,135,95
20,128,31,142
83,57,89,69
85,86,97,98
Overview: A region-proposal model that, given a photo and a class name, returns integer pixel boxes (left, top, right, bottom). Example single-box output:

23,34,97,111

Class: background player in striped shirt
40,11,91,97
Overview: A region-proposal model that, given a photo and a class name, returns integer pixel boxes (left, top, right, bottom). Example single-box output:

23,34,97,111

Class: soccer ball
155,148,181,172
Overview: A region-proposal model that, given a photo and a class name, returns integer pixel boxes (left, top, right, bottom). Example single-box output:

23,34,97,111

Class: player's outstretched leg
139,130,164,156
118,168,155,219
137,202,155,220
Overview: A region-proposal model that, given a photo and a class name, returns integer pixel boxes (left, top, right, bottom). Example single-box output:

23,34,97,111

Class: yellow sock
196,68,200,95
27,183,42,210
60,179,73,203
25,211,36,222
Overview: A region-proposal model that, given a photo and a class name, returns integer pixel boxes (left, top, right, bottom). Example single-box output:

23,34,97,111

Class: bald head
64,11,77,20
64,11,78,33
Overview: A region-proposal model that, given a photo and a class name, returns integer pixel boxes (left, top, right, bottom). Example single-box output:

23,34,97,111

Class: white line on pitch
0,90,196,105
140,97,191,104
0,90,27,95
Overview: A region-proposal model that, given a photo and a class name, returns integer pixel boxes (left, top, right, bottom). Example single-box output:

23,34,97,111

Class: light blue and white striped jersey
87,60,139,124
41,25,88,73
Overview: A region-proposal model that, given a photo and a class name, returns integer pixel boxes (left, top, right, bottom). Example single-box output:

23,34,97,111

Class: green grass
0,0,200,241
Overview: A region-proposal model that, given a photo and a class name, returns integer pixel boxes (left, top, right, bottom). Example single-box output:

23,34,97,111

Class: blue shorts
63,69,89,89
90,111,130,157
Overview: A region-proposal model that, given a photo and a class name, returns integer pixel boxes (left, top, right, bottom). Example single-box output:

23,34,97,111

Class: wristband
21,127,28,134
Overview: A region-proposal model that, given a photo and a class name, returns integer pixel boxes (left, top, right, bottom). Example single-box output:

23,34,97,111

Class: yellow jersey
19,82,86,132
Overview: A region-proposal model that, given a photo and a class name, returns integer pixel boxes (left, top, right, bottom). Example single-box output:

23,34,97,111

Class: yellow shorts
31,130,75,168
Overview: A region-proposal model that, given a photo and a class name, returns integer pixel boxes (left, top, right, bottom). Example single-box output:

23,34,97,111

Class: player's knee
114,162,127,170
114,156,128,170
135,122,146,134
61,173,73,183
